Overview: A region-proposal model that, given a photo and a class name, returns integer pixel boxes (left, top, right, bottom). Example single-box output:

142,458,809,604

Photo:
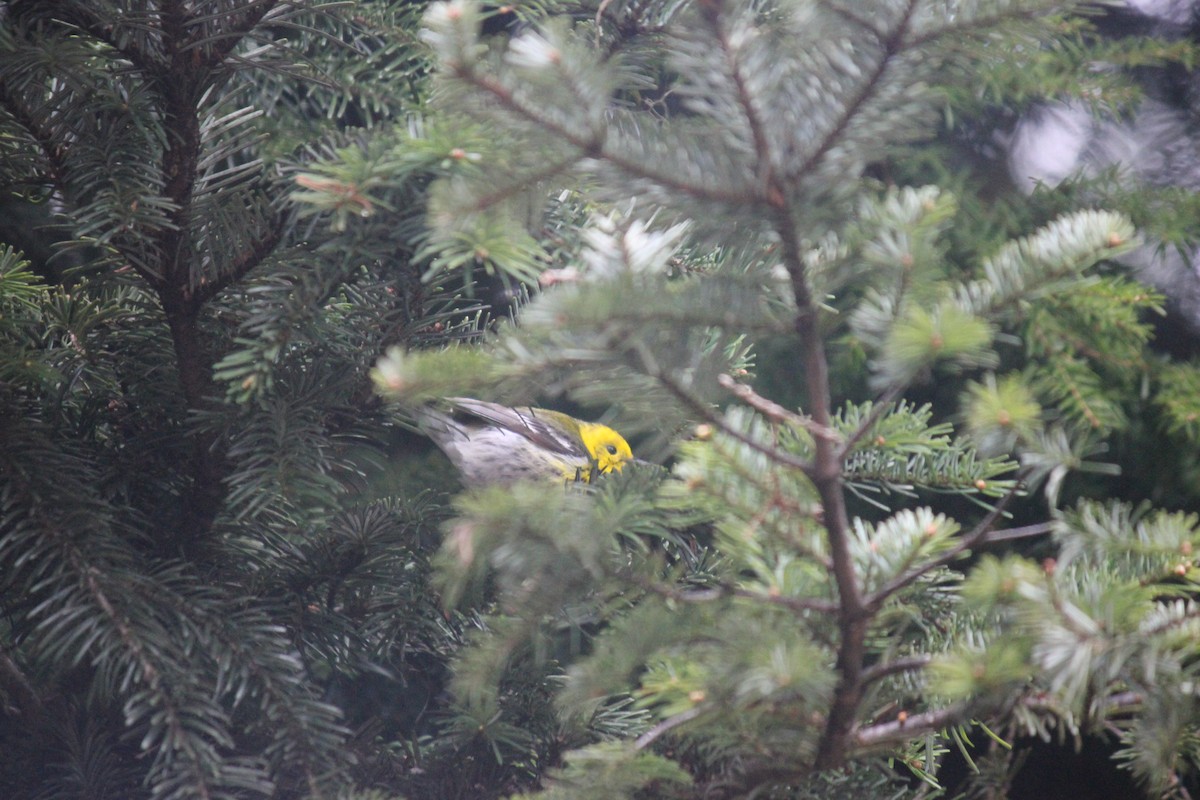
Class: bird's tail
415,403,468,451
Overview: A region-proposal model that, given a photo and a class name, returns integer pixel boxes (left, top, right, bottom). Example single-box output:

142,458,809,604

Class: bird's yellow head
577,422,634,475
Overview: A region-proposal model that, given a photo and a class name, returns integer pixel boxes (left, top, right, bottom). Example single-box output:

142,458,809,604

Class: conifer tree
0,1,469,797
370,0,1200,797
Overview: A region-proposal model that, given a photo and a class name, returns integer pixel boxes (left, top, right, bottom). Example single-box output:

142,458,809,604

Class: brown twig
458,70,764,209
649,367,817,476
717,373,842,442
853,702,970,749
861,654,932,686
635,706,705,749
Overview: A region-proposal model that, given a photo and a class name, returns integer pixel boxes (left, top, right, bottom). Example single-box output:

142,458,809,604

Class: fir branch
0,82,68,189
1136,603,1200,640
903,0,1063,51
156,1,206,295
184,604,347,795
647,365,816,475
637,575,839,615
865,474,1027,611
190,212,284,307
783,0,920,185
449,64,766,208
724,0,879,756
821,2,889,42
853,702,971,749
66,4,162,78
860,654,932,686
751,53,869,764
700,0,772,186
633,705,705,749
979,521,1054,545
469,154,580,212
22,505,227,799
835,383,906,459
717,372,841,442
194,0,283,67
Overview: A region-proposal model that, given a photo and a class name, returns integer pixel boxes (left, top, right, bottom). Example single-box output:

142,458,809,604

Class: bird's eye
605,444,618,455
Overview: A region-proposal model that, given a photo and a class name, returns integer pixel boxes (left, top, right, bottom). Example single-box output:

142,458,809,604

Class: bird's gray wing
446,398,582,457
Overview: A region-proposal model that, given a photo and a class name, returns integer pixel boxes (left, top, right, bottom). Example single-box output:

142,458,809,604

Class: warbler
418,397,634,486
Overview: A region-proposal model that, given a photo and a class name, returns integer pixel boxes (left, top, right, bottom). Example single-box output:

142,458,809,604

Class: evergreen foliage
0,1,460,797
4,1,1200,799
377,0,1200,796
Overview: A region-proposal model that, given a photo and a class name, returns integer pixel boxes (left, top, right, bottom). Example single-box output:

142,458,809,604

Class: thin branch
855,689,1145,755
649,366,817,476
69,5,163,77
977,521,1053,546
632,571,839,615
0,84,68,188
854,702,970,748
469,155,579,212
635,705,705,749
861,654,931,686
716,373,841,442
1138,605,1200,639
865,474,1028,611
820,1,889,42
731,585,839,614
704,0,924,768
458,69,764,209
159,1,203,270
1100,691,1143,715
771,130,865,770
785,0,920,184
835,382,906,459
902,3,1066,50
199,0,282,66
189,214,284,308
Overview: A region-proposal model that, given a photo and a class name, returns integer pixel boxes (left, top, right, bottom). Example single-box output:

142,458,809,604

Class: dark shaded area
0,194,101,283
939,732,1159,800
1008,736,1144,800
